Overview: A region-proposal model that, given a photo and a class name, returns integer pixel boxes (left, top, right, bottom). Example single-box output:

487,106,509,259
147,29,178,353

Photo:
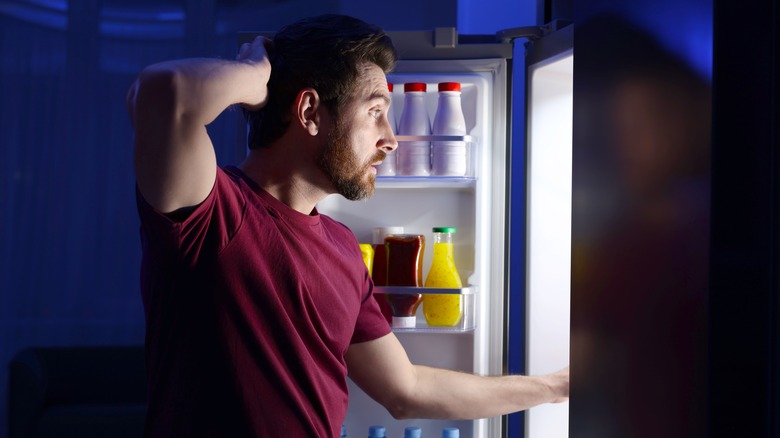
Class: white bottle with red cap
431,82,467,176
397,82,431,176
387,83,397,132
376,83,397,176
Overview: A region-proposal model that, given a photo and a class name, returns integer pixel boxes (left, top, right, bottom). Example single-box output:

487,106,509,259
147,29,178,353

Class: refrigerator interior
524,51,573,437
317,57,509,437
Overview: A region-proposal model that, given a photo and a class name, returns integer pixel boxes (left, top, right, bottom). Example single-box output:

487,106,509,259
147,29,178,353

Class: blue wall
0,0,523,434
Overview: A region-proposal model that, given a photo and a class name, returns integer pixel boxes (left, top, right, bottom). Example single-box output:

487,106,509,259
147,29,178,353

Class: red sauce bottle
384,234,425,328
372,227,403,324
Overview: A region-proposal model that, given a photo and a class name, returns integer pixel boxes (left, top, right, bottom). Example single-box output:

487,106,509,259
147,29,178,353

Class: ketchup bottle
371,226,402,323
384,234,425,328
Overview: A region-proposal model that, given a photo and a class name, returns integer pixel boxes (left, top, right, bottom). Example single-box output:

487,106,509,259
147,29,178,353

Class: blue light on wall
578,0,713,80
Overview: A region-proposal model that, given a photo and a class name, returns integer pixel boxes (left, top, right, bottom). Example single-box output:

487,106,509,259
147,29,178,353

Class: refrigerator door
316,30,514,438
518,23,573,438
570,11,711,437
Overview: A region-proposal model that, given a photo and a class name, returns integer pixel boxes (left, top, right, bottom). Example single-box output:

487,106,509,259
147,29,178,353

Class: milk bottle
397,82,431,176
431,82,467,176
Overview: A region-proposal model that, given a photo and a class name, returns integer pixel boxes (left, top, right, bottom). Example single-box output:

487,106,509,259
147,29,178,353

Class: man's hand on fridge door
543,366,570,403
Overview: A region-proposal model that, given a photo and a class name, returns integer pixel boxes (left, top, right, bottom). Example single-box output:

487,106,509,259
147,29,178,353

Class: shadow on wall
570,14,711,438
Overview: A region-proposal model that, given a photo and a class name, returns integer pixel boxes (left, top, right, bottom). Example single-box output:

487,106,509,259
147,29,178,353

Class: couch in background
8,346,146,438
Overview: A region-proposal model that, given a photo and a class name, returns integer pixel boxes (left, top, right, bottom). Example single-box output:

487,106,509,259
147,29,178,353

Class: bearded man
127,14,568,438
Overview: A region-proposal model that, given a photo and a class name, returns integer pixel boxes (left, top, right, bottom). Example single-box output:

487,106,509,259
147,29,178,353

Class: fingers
237,36,271,61
253,35,269,45
237,42,250,60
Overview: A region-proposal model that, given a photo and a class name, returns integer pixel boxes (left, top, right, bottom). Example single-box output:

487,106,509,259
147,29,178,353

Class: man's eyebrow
368,90,391,105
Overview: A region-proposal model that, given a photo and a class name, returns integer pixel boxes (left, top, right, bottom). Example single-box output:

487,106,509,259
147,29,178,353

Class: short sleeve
350,273,392,344
136,168,246,267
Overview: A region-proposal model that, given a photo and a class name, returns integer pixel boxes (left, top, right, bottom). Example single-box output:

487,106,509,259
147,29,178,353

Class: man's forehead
357,63,389,94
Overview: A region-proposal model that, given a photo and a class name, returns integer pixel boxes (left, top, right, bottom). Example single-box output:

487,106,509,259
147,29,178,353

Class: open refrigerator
240,23,573,438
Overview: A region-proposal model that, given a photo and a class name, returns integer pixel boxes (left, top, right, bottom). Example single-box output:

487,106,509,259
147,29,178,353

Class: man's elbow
387,403,413,420
134,69,181,113
382,393,421,420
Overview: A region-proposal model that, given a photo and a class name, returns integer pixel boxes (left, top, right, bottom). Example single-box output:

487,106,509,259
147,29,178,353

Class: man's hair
246,14,398,150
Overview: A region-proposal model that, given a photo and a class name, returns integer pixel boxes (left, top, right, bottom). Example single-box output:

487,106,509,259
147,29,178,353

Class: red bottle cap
404,82,427,92
438,82,461,92
388,82,393,92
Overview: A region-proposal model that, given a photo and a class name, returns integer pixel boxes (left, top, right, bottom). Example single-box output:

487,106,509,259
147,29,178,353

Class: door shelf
375,286,475,295
375,176,476,189
395,135,474,142
378,134,478,185
374,286,476,333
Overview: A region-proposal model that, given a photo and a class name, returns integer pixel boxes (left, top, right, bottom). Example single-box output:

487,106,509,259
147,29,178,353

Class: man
127,14,568,437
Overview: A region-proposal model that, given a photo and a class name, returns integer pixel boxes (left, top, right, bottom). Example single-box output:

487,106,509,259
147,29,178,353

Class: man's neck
238,148,331,215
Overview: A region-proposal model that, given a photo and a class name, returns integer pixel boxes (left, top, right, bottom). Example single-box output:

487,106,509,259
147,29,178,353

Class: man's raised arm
127,36,271,213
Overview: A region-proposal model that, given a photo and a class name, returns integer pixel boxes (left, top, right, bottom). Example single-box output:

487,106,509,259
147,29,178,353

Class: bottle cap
392,315,416,328
442,427,460,438
404,426,422,438
404,82,427,92
438,82,461,92
388,83,393,92
368,425,386,437
432,227,457,233
373,226,404,244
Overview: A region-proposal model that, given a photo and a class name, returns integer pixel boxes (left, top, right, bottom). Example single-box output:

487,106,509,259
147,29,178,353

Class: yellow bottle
359,243,374,277
423,227,463,327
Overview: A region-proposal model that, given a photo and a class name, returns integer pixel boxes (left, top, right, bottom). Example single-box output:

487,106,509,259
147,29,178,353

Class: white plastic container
397,82,431,176
387,82,397,132
376,83,397,176
431,82,467,176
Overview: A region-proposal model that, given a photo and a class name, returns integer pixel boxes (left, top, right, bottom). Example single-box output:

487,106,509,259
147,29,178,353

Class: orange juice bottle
423,227,463,327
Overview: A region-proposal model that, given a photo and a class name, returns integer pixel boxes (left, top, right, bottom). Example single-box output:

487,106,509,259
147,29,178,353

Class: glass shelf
378,134,477,187
375,176,476,189
374,286,476,333
395,135,473,142
374,286,475,295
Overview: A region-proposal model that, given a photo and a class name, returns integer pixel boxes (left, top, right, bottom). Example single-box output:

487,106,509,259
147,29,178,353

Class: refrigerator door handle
496,20,573,43
434,27,458,48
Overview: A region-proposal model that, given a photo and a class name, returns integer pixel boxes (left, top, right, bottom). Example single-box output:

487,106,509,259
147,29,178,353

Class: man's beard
316,119,386,201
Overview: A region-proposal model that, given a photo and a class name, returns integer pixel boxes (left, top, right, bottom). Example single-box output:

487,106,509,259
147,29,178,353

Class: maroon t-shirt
136,166,390,437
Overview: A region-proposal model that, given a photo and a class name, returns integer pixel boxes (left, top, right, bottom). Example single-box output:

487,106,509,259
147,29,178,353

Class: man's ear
295,88,321,136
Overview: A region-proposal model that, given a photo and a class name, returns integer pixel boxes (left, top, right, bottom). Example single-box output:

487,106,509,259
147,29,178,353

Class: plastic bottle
431,82,468,176
423,227,463,327
359,243,374,277
404,426,422,438
372,226,403,324
341,423,348,437
368,425,386,438
385,234,425,328
397,82,431,176
376,83,397,176
387,83,397,132
441,427,459,438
